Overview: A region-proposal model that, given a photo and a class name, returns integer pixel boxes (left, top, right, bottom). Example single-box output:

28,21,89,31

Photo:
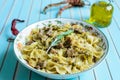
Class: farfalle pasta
19,23,104,74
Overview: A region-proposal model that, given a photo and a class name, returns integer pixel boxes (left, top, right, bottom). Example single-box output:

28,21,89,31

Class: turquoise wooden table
0,0,120,80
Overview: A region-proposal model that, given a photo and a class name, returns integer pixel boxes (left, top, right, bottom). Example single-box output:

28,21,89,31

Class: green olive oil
89,1,114,27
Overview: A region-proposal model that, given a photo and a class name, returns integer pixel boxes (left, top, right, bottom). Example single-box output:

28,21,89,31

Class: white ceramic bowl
14,18,109,79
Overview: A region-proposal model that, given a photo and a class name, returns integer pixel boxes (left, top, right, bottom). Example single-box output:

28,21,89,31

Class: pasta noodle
19,23,104,74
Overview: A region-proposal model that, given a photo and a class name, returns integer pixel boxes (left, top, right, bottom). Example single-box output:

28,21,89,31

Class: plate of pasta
14,18,108,79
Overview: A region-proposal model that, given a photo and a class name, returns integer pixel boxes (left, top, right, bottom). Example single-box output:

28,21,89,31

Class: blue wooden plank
0,0,120,80
70,7,81,20
0,35,9,68
111,1,120,33
98,26,120,80
93,60,112,80
14,63,30,80
105,60,113,80
0,43,17,80
107,20,120,58
80,0,97,21
40,0,51,20
0,0,5,7
27,0,41,25
50,0,63,18
79,6,90,20
79,70,95,80
0,0,7,13
0,0,15,34
114,0,120,10
25,0,35,26
105,28,120,80
13,0,34,80
16,0,34,31
0,0,23,68
60,8,71,18
79,0,97,28
0,0,26,80
60,1,71,18
30,72,46,80
106,0,120,56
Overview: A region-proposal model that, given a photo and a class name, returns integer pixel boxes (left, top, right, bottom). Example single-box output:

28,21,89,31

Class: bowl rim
14,18,109,77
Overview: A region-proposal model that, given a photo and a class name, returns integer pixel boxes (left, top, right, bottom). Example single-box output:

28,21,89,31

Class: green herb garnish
46,30,74,53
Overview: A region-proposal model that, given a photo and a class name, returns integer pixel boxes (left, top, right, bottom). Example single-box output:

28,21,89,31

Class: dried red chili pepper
11,19,24,36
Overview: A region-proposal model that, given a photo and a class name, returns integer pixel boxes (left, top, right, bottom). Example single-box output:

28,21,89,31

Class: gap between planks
12,0,34,80
0,0,16,35
0,0,24,74
106,28,120,60
0,42,11,71
13,61,19,80
105,59,113,80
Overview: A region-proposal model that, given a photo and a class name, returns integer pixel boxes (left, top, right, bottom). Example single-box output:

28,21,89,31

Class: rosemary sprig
46,30,74,53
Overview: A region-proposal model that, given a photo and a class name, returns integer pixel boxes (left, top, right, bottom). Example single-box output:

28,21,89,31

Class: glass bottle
88,1,114,27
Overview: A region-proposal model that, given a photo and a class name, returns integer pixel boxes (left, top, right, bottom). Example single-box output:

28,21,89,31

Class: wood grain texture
0,0,120,80
0,0,15,35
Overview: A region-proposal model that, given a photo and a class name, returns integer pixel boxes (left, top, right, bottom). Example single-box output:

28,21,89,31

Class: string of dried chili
11,19,25,36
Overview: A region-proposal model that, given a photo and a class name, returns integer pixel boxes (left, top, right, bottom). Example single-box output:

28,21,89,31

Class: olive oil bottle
89,1,114,27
